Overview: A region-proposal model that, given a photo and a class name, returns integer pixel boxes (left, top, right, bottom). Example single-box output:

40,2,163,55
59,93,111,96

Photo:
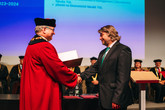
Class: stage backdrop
2,0,162,67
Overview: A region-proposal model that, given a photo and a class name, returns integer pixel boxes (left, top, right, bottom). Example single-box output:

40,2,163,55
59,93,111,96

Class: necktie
101,47,110,67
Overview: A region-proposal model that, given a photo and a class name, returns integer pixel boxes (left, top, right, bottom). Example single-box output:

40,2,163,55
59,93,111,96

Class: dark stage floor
0,94,165,110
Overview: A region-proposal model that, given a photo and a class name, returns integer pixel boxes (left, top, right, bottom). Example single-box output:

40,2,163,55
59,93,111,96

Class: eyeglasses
45,27,55,31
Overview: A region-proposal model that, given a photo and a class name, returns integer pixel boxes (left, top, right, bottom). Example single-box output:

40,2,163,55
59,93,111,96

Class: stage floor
0,94,165,110
128,101,165,110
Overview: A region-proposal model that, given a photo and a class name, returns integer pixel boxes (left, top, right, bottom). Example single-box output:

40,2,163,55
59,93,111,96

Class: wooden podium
131,71,159,110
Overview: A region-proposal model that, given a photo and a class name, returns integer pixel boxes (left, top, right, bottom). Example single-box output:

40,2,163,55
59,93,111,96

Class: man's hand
91,80,99,85
159,80,165,85
65,87,68,90
112,103,120,109
18,71,22,78
159,81,164,85
77,75,82,84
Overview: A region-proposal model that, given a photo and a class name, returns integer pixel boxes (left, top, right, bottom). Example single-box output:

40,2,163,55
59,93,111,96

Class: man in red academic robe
20,18,81,110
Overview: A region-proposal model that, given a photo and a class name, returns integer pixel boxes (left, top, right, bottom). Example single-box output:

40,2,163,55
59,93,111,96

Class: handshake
77,74,82,84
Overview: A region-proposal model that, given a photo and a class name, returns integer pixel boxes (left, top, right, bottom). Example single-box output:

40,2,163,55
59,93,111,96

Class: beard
101,40,109,46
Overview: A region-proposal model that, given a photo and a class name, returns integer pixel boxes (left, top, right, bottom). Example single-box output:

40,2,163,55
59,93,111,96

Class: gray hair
35,25,46,33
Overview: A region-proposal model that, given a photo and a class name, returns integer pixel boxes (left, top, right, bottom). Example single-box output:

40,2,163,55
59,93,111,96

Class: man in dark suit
85,57,99,94
0,54,9,94
150,59,165,103
80,25,133,110
9,56,24,94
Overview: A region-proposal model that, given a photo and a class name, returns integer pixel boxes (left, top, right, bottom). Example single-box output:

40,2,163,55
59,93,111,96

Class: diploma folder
58,50,83,68
63,58,83,68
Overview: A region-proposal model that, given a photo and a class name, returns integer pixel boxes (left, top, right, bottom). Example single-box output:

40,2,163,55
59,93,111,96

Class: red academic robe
20,35,78,110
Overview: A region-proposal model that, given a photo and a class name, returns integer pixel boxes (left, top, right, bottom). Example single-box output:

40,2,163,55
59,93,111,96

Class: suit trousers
151,83,165,103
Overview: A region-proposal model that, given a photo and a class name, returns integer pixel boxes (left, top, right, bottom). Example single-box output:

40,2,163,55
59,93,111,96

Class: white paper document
58,50,78,62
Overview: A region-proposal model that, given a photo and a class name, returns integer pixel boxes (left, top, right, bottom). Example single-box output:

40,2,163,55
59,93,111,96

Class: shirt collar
108,40,117,48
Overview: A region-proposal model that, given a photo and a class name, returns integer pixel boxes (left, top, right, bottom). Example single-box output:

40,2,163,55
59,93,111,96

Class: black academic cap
90,57,97,60
0,54,2,58
153,59,162,62
134,59,142,63
34,18,56,27
19,56,24,59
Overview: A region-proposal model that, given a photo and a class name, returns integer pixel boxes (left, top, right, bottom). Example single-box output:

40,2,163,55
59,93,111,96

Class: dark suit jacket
0,64,8,81
81,42,133,109
9,64,22,93
10,64,21,83
85,66,99,94
0,64,8,93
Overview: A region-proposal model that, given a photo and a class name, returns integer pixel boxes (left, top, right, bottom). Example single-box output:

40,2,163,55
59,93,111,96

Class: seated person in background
85,57,99,94
131,59,144,102
63,66,82,96
9,56,24,94
150,59,165,103
132,59,144,71
0,54,9,94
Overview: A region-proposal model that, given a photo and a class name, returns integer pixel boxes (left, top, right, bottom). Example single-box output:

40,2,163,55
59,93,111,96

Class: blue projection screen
0,0,145,64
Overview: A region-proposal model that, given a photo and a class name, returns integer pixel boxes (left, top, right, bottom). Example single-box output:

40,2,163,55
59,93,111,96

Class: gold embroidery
92,73,98,81
155,67,162,81
18,64,21,74
30,37,44,41
18,64,22,77
69,67,75,72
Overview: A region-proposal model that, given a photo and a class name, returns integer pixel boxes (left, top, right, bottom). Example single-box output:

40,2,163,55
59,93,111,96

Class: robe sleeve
39,43,77,88
80,60,99,80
